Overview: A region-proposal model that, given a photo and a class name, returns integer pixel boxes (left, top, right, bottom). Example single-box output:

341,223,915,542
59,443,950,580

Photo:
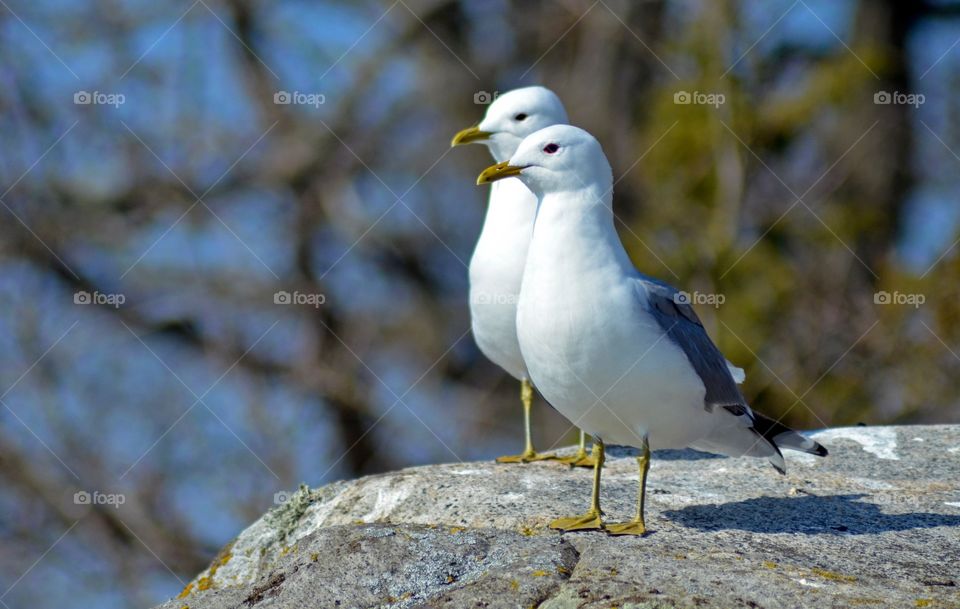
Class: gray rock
158,426,960,609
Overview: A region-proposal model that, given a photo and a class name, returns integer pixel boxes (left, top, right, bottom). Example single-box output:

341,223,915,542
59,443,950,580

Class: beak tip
451,126,491,147
476,161,524,185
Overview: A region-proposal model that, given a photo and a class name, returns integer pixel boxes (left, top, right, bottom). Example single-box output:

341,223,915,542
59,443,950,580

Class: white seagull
477,125,827,535
451,86,594,466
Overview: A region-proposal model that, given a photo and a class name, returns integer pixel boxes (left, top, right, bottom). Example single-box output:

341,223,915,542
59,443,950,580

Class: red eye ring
543,143,559,154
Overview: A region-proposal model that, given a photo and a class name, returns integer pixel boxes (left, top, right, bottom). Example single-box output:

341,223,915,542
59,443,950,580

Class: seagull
477,124,827,536
451,86,595,467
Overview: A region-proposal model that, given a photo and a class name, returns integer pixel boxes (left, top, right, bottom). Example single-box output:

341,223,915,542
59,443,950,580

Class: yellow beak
451,125,492,147
476,161,526,185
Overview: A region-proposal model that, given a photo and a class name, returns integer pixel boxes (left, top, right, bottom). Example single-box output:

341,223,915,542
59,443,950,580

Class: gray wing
636,276,745,410
635,276,828,473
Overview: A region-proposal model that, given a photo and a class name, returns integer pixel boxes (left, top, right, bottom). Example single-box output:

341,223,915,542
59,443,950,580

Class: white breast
468,178,537,380
517,196,712,450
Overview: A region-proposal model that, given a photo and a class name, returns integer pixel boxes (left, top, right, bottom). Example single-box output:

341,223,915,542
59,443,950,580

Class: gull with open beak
451,87,595,467
478,125,827,535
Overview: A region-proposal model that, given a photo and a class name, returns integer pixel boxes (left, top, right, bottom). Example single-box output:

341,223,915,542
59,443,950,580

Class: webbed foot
555,449,596,468
605,518,648,536
550,509,603,532
495,450,557,464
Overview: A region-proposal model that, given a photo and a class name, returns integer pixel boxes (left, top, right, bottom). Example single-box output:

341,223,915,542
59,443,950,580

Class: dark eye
514,113,528,121
543,143,559,154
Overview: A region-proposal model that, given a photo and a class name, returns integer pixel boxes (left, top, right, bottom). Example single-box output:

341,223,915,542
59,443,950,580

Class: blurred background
1,0,959,606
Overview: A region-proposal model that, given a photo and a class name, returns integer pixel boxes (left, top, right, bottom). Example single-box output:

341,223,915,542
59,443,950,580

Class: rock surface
159,425,960,609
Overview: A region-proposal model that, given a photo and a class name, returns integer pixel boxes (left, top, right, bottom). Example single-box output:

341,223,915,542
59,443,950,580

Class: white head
476,125,613,199
451,86,569,162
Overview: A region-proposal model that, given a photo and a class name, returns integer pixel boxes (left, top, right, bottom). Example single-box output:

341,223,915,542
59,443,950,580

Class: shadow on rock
663,494,960,535
605,445,723,461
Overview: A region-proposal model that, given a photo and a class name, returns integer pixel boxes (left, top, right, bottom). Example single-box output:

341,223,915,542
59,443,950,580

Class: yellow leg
496,379,556,463
550,439,605,532
606,439,650,536
555,430,596,468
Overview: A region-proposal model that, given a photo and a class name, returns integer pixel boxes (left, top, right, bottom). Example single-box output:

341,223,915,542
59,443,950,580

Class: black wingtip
752,412,829,458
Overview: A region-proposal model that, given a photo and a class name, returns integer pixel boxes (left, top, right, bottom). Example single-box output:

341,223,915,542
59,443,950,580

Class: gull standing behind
477,125,827,535
451,87,594,466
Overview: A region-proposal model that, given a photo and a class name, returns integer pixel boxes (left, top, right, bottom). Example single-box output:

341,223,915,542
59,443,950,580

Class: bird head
450,86,568,162
476,125,612,198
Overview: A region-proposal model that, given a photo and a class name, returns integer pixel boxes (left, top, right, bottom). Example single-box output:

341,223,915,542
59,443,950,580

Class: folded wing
635,276,827,473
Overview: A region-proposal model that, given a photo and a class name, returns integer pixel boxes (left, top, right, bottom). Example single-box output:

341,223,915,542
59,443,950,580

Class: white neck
527,184,633,279
485,134,523,164
473,177,538,268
